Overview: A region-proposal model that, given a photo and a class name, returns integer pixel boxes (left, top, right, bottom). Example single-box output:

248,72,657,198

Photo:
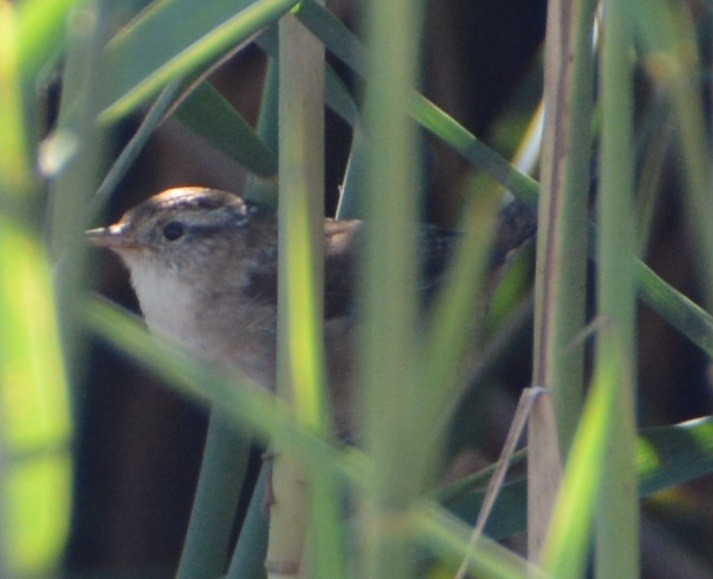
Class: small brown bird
88,187,535,435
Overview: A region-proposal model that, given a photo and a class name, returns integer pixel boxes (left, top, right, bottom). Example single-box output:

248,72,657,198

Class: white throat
124,257,198,349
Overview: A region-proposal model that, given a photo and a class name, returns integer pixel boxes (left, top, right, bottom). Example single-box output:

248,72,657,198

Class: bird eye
163,221,185,241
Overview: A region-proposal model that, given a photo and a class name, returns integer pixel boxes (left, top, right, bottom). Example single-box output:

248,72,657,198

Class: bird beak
86,223,137,250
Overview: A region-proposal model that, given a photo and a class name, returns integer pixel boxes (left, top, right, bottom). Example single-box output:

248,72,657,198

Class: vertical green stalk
226,465,271,578
335,126,368,220
47,0,109,388
360,2,423,578
0,2,73,576
244,55,280,207
633,0,713,312
176,415,250,578
272,9,344,578
530,0,595,559
540,351,622,578
535,0,595,457
277,10,327,439
595,1,639,576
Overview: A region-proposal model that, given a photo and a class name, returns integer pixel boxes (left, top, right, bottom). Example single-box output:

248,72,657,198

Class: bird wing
243,199,536,319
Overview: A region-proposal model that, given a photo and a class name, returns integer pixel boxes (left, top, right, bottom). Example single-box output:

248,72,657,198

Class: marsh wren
88,187,535,435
